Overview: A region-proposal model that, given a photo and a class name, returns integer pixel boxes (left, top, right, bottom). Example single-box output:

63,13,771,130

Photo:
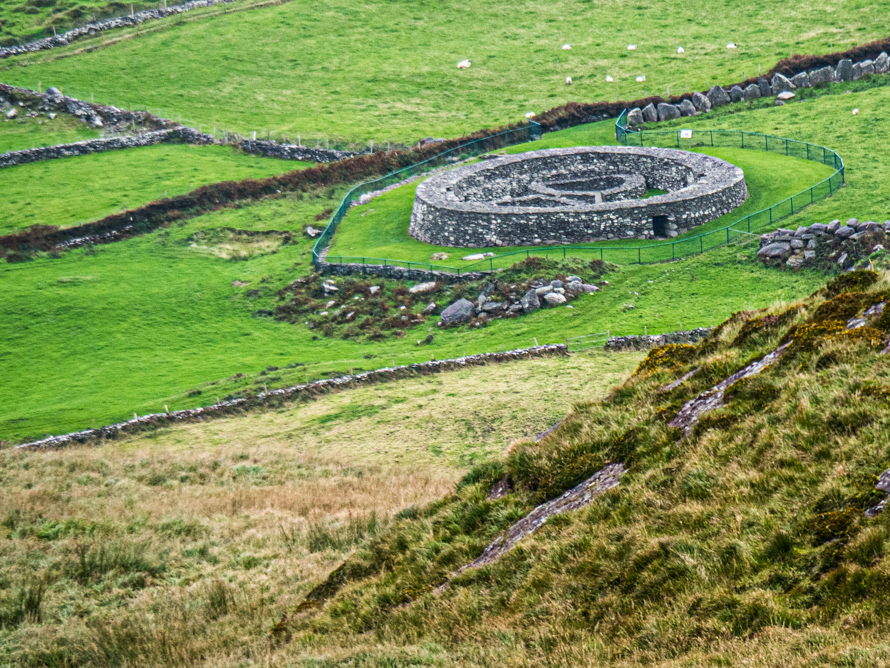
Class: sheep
636,75,646,82
627,44,637,50
605,75,614,82
457,59,471,69
853,108,860,115
677,46,685,54
566,76,572,85
561,44,571,50
726,42,737,49
525,111,536,119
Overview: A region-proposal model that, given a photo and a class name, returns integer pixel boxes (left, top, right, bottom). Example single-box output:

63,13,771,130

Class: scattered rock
408,281,437,294
543,292,567,306
440,299,475,325
430,252,449,261
304,226,322,238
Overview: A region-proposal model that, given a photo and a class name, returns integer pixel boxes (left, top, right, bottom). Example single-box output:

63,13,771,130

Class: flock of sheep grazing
456,41,743,119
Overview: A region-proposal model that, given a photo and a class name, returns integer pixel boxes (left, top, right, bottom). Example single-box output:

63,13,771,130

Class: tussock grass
0,350,637,665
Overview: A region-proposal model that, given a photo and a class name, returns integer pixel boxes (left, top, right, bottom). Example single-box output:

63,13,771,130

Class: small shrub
633,344,696,377
822,269,879,298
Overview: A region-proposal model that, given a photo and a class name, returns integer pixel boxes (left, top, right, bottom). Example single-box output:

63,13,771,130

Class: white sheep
605,75,614,82
562,44,572,50
627,44,637,50
677,46,685,54
636,75,646,82
566,76,572,85
726,42,737,49
457,59,471,69
525,111,536,119
853,108,860,115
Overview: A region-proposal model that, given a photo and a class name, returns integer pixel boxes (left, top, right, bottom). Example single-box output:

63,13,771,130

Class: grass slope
1,0,885,142
0,351,640,665
270,270,890,666
0,143,309,234
0,113,99,152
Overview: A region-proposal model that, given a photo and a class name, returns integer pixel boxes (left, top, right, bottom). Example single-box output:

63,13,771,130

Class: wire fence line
311,113,844,275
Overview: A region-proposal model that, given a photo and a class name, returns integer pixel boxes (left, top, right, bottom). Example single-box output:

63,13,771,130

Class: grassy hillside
268,269,890,666
1,0,885,142
0,351,642,666
0,113,99,152
0,143,309,234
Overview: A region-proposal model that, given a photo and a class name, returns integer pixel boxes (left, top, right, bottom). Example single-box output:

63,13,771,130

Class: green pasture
0,113,99,152
1,0,885,143
0,143,309,234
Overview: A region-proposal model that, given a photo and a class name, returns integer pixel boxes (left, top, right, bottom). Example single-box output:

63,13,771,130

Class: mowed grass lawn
1,0,885,142
0,113,99,153
328,135,835,267
0,143,309,234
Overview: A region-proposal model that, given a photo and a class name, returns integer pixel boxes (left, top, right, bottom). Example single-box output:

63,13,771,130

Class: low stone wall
16,344,568,449
0,127,213,168
238,138,354,163
0,0,241,59
605,327,713,352
626,53,890,126
410,146,747,246
318,261,488,284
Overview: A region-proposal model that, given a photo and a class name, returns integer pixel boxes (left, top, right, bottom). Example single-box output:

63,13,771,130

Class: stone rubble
756,218,889,270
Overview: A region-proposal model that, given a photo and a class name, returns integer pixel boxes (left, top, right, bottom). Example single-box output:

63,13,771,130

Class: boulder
757,77,771,97
706,85,730,107
565,281,583,296
440,299,475,325
777,91,795,101
794,226,808,237
790,238,805,249
657,103,681,121
809,66,835,85
790,71,811,89
642,103,658,123
543,292,567,306
730,85,744,102
550,279,564,288
847,218,860,230
875,52,890,74
566,275,582,283
771,73,795,94
422,302,438,315
430,252,449,261
852,63,863,80
304,226,322,238
535,285,553,296
860,59,875,76
809,223,827,234
520,289,540,313
481,301,507,313
836,59,853,82
743,84,761,100
678,99,696,116
827,219,841,233
582,284,599,293
369,286,380,295
692,91,711,112
627,107,644,126
45,86,63,102
757,242,792,259
409,281,437,294
835,226,856,239
462,253,485,261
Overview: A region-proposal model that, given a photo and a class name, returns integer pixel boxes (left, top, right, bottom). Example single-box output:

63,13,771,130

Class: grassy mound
0,143,309,235
268,270,890,665
1,0,886,142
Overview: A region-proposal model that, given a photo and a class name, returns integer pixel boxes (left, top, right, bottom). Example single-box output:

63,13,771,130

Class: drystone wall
410,146,748,246
16,344,568,449
0,127,213,168
0,0,241,59
238,138,354,163
318,261,487,284
604,327,714,352
626,53,890,127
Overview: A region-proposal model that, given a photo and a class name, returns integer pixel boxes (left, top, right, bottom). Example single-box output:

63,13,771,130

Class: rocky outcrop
17,344,569,449
756,218,890,270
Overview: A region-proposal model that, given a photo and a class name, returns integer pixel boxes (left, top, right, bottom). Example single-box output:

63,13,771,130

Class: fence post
740,131,744,149
700,237,703,254
810,187,814,204
785,139,789,155
710,131,714,147
638,248,641,264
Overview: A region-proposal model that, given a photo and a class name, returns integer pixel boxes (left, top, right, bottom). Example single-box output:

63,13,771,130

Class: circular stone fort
409,146,748,247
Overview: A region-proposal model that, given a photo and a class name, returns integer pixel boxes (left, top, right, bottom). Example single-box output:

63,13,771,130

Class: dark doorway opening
653,215,668,237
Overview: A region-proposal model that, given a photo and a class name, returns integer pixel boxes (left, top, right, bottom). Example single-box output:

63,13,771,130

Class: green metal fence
315,113,844,274
311,121,543,268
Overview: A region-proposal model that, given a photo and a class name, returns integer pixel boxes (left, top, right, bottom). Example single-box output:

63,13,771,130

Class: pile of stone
756,218,889,269
626,53,890,125
439,275,601,326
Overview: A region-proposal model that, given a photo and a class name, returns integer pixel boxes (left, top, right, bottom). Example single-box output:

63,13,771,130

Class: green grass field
1,0,885,142
328,140,835,267
0,143,309,234
0,113,99,152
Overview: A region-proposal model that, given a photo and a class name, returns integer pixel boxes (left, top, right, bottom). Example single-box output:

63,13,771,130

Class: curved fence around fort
312,113,844,275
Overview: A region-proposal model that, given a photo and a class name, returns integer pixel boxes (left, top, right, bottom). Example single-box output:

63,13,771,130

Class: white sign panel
680,129,693,139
